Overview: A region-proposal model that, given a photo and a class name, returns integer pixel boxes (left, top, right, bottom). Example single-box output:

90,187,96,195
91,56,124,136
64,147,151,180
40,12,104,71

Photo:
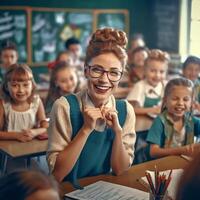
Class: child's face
85,52,122,107
55,68,78,94
8,80,33,103
165,86,192,119
183,63,200,82
1,49,18,68
58,53,73,66
69,44,82,59
145,60,167,87
25,188,60,200
131,50,148,67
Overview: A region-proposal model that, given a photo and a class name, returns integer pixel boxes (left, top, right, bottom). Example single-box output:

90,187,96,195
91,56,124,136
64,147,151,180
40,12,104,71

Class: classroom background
1,0,199,83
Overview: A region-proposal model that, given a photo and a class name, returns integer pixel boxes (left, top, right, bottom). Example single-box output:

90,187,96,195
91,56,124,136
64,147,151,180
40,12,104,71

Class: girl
0,41,18,83
127,49,169,115
45,61,78,116
146,78,200,159
0,170,60,200
47,28,136,183
0,64,48,142
47,51,74,70
182,56,200,112
128,46,148,85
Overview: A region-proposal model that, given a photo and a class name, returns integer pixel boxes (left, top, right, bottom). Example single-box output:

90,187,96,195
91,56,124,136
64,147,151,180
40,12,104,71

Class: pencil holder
149,190,168,200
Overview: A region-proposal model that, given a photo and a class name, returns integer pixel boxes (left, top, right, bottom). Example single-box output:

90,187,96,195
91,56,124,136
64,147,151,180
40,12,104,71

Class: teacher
47,28,136,184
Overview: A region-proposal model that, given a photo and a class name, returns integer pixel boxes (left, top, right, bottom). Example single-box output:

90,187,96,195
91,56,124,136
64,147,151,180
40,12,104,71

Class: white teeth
96,85,110,90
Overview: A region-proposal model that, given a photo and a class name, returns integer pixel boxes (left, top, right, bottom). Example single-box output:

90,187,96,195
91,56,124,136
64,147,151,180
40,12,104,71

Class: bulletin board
95,9,129,34
0,7,29,63
0,7,129,66
31,8,93,65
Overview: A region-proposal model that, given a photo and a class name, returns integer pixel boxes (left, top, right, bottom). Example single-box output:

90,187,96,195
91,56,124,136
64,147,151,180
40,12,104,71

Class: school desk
0,139,47,174
61,155,189,195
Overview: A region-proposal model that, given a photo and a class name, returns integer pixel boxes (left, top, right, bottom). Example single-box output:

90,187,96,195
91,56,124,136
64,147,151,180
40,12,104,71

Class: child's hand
150,105,161,115
16,131,33,142
101,106,122,133
82,107,103,134
193,101,200,112
183,143,200,156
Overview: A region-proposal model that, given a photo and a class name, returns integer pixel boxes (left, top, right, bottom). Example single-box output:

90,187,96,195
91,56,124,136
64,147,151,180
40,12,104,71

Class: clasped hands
82,105,122,134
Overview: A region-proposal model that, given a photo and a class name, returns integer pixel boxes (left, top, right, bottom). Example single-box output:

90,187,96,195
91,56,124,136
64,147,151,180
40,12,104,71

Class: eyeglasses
87,65,123,82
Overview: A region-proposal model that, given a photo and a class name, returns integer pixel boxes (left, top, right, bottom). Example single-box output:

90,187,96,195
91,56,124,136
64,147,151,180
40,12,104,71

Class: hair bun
90,28,128,49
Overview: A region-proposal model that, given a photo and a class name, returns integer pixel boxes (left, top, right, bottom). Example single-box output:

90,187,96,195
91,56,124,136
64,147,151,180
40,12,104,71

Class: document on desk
65,181,149,200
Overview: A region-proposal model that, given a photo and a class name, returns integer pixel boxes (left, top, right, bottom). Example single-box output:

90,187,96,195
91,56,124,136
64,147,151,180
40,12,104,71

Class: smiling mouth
94,85,111,93
174,107,185,112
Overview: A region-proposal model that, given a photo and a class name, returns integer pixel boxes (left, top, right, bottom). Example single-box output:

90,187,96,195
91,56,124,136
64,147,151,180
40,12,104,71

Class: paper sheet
65,181,149,200
141,169,183,200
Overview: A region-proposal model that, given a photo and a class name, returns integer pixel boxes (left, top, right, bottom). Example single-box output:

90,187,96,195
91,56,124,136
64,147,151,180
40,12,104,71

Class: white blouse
2,95,40,132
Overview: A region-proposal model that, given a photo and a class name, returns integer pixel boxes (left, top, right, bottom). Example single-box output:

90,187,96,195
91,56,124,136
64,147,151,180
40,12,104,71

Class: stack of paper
65,181,149,200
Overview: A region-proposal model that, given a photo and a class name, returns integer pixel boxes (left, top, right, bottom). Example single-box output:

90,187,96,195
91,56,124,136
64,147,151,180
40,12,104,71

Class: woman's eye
92,68,102,73
110,71,120,77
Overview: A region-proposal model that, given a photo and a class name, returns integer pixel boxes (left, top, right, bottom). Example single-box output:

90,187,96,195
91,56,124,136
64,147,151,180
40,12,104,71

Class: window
190,0,200,56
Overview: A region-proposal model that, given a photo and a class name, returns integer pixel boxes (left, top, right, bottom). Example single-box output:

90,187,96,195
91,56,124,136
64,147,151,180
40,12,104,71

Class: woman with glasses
47,28,136,185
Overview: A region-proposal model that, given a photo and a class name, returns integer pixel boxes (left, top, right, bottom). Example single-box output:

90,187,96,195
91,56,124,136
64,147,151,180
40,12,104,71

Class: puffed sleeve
146,116,165,147
121,100,136,165
46,96,73,172
126,81,145,106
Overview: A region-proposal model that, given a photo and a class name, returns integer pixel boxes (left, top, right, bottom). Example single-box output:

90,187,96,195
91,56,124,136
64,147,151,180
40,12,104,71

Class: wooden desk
0,139,48,174
61,156,189,194
135,115,153,132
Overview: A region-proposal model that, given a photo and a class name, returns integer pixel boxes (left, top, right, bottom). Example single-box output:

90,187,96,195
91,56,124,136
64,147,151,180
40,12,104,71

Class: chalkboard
0,9,28,62
31,10,93,63
96,11,129,33
150,0,180,53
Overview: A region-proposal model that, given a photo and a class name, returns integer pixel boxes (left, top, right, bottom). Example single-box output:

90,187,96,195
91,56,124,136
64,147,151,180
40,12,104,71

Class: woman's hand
101,106,122,133
82,107,104,134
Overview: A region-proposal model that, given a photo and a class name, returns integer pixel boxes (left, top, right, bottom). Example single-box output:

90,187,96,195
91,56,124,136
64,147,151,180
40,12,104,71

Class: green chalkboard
31,10,93,63
96,11,129,33
0,9,28,62
150,0,180,53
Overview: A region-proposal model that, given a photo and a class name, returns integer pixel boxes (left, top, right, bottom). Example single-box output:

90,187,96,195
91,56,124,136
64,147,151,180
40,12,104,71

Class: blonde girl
0,64,48,142
127,49,169,115
45,61,78,116
146,78,200,159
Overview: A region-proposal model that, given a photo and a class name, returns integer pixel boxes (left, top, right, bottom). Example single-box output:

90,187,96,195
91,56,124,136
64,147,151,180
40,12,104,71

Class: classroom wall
0,0,150,45
1,0,151,82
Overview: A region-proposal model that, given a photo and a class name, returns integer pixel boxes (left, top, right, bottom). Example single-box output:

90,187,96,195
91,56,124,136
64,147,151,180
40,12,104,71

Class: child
45,61,78,116
182,56,200,111
146,78,200,159
128,46,148,84
47,51,74,70
127,49,169,115
0,170,60,200
0,41,18,83
0,64,48,142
